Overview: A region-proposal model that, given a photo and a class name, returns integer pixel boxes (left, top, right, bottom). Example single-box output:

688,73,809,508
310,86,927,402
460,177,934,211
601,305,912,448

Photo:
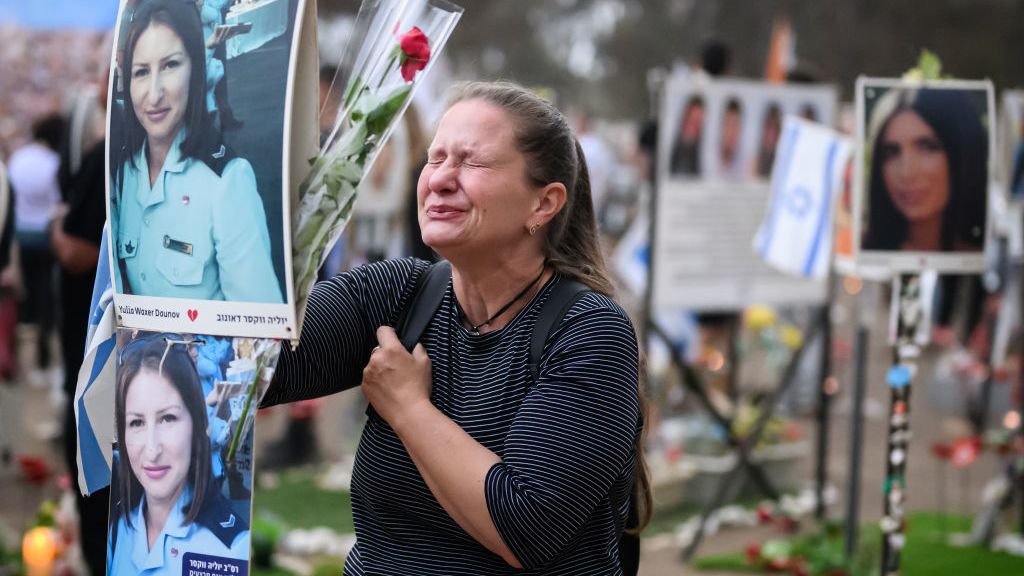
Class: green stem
226,353,269,465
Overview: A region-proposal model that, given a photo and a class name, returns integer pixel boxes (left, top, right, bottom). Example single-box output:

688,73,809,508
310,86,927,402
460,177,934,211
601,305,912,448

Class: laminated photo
652,75,837,311
105,0,313,338
854,77,994,273
661,77,837,183
106,329,280,576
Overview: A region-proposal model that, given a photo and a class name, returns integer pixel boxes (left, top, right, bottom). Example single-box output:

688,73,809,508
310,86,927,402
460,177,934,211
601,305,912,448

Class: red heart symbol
187,309,198,322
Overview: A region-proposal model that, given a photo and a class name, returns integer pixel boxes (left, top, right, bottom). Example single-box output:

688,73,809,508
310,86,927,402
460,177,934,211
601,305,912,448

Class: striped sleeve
484,294,640,569
260,258,429,407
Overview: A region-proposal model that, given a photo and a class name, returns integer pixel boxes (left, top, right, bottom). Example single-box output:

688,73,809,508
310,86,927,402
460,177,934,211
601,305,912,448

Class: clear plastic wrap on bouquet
292,0,462,325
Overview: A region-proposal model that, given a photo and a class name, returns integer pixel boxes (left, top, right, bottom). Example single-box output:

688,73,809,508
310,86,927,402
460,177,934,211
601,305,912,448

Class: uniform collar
133,129,188,209
130,485,194,571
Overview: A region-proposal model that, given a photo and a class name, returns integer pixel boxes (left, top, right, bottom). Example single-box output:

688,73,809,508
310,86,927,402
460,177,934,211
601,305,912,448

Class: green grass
693,512,1024,576
252,471,354,534
250,471,353,576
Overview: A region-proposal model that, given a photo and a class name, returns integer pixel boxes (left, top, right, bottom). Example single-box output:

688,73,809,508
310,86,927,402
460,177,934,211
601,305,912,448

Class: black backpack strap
619,504,640,576
395,261,451,351
528,276,588,384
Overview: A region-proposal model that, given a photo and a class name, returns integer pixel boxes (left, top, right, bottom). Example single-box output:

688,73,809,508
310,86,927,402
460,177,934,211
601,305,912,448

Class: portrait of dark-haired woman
862,87,988,252
111,0,282,302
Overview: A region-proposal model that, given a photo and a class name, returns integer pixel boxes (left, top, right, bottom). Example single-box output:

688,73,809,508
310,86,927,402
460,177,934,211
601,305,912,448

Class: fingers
375,325,403,352
412,343,429,362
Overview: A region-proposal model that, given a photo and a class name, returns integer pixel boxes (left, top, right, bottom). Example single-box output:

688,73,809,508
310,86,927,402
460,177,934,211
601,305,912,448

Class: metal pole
815,273,835,521
844,282,871,561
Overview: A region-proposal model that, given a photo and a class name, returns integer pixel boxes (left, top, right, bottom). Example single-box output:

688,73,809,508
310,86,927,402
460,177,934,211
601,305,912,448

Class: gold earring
529,224,539,236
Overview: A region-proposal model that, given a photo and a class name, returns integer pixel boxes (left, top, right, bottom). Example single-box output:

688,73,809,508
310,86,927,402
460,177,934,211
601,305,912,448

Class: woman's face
417,99,540,254
681,102,704,141
721,107,742,159
879,109,950,223
130,22,191,147
124,368,193,508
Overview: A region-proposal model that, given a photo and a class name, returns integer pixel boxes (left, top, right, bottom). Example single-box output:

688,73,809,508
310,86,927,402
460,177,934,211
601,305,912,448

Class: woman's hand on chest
361,326,434,429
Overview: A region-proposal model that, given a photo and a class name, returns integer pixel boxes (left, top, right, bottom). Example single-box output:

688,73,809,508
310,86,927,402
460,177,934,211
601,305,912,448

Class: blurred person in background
8,113,65,385
574,110,616,228
50,35,113,572
700,39,732,78
0,160,15,470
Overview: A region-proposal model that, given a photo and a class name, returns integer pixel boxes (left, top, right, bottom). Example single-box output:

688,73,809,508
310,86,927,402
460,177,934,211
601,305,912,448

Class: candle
22,526,56,576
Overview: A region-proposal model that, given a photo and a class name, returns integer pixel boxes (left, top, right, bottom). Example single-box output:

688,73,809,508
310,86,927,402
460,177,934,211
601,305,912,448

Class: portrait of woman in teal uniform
111,0,283,303
107,333,249,575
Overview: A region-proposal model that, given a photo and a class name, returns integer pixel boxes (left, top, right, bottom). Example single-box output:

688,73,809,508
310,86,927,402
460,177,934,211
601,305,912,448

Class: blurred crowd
0,22,113,576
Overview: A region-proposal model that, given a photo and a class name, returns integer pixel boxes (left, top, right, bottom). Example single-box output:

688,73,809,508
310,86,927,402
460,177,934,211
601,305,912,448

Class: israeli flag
73,225,117,495
754,116,852,279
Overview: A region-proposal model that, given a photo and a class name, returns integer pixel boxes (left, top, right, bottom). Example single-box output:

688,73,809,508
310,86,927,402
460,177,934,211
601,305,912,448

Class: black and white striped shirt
262,258,641,575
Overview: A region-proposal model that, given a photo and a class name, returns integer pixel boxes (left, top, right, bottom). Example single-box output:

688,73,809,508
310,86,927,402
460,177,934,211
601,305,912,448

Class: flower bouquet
292,0,463,321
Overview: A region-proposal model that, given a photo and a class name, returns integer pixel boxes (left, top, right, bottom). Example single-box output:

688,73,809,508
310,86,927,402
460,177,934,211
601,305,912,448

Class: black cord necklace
458,266,546,335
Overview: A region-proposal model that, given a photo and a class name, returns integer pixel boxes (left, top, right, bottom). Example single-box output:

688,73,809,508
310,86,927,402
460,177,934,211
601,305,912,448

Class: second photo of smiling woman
107,331,250,575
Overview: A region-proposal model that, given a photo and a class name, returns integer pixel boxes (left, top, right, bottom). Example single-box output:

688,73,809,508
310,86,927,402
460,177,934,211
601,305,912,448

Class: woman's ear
534,182,567,226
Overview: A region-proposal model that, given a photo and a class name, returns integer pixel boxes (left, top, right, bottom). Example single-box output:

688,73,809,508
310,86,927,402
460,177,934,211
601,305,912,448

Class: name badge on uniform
164,235,193,256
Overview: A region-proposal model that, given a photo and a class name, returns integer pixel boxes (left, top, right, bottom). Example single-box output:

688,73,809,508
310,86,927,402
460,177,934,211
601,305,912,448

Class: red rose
745,543,762,564
398,26,431,82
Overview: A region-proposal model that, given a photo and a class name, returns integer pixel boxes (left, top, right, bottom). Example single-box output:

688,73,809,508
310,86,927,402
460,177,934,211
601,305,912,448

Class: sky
0,0,119,30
